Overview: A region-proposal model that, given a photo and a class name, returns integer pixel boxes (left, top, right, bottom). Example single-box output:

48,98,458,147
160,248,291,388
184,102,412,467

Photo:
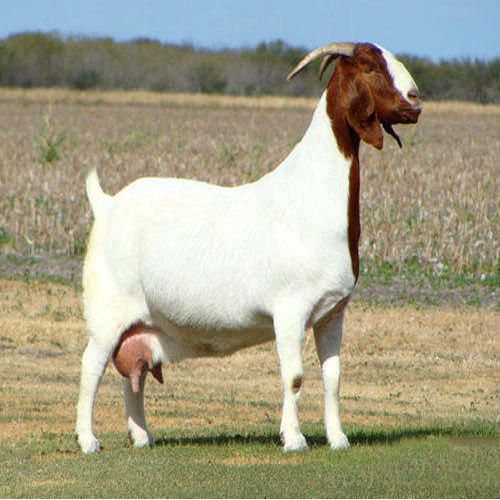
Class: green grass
0,227,13,250
361,256,499,289
105,130,157,156
358,256,499,308
1,422,498,498
2,253,497,307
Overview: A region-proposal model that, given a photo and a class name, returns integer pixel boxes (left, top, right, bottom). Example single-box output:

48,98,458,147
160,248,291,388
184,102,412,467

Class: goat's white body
83,92,354,360
76,46,419,453
77,92,354,453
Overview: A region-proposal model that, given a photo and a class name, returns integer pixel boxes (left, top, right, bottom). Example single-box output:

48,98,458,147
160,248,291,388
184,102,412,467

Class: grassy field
0,279,498,497
0,88,498,497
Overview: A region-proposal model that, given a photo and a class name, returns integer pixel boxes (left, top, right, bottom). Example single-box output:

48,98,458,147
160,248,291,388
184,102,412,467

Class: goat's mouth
396,105,422,124
382,105,421,148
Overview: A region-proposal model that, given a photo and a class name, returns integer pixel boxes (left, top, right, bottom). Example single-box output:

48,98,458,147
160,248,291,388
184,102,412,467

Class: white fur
377,45,419,102
76,92,354,453
76,47,418,453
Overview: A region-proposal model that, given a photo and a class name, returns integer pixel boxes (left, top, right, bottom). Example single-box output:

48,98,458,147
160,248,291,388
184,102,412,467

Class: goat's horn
287,42,356,81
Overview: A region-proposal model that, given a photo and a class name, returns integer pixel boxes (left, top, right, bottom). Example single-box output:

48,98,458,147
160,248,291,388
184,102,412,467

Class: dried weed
0,89,498,274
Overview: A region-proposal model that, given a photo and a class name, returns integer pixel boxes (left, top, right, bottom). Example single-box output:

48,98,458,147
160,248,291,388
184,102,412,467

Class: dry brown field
0,89,498,496
0,279,497,444
0,87,498,275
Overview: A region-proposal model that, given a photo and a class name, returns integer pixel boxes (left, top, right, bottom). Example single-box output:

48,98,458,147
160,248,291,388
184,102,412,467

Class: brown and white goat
76,42,421,453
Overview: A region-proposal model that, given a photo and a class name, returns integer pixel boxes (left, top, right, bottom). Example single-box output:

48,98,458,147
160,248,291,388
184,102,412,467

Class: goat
76,41,421,453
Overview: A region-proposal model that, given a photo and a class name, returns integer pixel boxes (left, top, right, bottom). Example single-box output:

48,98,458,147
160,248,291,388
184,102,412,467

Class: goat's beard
382,122,402,148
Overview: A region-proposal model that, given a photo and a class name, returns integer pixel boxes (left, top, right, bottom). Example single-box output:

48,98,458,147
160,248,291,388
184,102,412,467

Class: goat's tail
85,168,111,218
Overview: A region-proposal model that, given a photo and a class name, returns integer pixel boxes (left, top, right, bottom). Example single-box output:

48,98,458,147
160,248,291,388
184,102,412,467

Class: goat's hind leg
123,370,154,448
76,337,111,453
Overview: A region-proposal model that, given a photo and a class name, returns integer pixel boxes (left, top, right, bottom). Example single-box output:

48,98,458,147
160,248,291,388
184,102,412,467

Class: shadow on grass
154,421,497,449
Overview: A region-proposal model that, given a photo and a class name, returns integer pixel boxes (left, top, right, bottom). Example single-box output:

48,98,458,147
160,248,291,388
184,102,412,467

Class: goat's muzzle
397,104,422,124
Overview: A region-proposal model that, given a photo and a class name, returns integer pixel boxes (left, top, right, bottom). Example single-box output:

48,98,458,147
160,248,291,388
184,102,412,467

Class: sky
1,0,499,61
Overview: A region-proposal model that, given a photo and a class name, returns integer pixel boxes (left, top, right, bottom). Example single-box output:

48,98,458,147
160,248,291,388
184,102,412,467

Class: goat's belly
149,317,275,360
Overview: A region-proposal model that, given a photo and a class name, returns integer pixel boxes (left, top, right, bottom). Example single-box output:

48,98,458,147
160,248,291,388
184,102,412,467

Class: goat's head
288,42,422,151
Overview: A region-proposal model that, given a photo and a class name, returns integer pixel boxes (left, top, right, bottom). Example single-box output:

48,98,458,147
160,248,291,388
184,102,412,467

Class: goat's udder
112,325,164,392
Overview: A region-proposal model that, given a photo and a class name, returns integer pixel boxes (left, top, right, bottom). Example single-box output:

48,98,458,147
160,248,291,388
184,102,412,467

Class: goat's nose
407,89,422,108
407,89,420,100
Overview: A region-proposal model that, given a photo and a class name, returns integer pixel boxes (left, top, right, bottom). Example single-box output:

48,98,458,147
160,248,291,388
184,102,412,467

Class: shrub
35,113,66,164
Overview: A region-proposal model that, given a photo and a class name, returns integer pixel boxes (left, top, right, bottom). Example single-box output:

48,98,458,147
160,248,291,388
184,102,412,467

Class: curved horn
287,42,356,81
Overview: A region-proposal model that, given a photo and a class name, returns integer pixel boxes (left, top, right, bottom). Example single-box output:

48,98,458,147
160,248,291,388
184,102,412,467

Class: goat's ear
346,80,383,149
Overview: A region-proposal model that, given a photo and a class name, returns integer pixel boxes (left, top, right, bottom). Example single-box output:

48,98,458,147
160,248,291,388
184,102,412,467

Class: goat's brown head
288,42,422,152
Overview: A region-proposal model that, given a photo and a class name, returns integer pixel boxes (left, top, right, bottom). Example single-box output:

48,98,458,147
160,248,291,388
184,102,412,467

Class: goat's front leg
123,370,154,448
274,309,307,452
313,312,349,450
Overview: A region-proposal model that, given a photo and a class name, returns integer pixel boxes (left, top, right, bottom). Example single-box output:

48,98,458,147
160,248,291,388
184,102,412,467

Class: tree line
0,33,498,103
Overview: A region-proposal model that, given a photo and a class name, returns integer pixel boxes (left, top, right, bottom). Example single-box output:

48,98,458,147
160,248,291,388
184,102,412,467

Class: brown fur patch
325,43,421,280
291,376,303,393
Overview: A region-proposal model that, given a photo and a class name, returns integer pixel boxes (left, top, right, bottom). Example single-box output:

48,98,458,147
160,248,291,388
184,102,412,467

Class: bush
188,62,227,94
72,69,101,89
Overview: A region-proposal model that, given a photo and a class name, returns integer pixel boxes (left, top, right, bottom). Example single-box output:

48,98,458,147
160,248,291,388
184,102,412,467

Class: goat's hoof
129,429,154,448
329,431,350,450
78,433,101,454
282,432,308,452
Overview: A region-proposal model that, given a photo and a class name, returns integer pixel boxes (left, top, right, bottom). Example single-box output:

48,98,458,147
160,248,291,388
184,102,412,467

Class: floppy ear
346,79,383,149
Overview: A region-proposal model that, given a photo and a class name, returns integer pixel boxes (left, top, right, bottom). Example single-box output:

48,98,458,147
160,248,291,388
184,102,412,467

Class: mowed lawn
0,279,498,498
2,424,498,498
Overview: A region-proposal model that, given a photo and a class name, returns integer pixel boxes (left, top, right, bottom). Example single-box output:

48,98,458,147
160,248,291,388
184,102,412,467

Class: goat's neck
280,90,360,182
269,91,360,278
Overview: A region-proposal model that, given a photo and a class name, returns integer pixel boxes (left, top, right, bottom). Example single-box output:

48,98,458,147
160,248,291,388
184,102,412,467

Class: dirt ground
0,278,497,444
